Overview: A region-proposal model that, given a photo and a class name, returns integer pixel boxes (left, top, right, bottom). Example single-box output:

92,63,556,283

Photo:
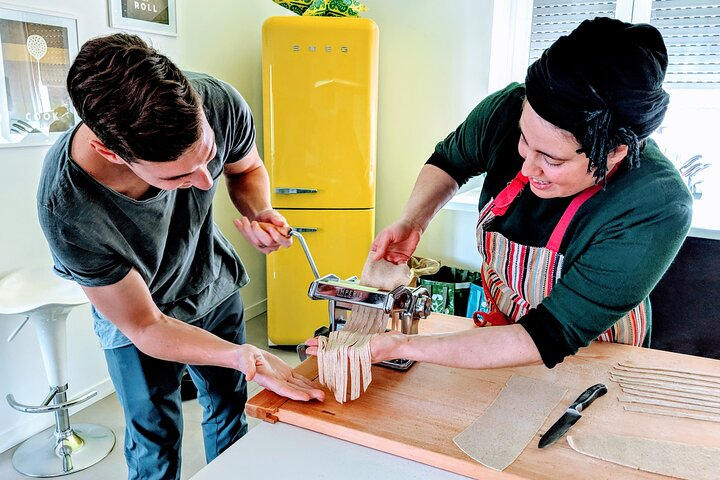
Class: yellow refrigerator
262,16,379,345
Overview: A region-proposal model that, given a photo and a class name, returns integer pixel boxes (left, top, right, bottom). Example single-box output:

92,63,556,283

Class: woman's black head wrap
525,17,670,183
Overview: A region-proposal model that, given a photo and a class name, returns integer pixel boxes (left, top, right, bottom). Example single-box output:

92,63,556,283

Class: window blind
651,0,720,86
528,1,617,64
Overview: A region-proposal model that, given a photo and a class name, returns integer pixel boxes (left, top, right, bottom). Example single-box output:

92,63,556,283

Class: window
528,1,618,65
477,0,720,237
649,0,720,86
647,0,720,236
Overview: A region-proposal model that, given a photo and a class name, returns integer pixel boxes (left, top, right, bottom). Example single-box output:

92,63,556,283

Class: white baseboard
245,298,267,321
0,378,115,455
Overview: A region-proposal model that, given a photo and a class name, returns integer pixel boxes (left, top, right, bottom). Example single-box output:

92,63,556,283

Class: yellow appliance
262,16,379,345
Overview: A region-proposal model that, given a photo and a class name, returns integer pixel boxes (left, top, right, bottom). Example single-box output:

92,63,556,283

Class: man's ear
89,139,126,165
607,144,628,170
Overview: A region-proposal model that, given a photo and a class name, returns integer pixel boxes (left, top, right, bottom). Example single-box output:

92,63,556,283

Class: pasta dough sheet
359,252,412,291
453,375,567,471
568,433,720,480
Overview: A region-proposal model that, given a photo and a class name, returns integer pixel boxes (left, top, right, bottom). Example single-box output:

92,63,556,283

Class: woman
309,18,692,369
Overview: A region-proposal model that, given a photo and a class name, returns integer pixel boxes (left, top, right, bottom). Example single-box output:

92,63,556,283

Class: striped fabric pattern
479,231,562,320
476,197,646,347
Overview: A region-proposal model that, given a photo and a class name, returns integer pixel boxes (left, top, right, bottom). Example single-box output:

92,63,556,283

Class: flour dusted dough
611,376,720,396
359,252,412,290
567,433,720,480
618,394,720,415
317,254,411,403
317,306,384,403
610,371,720,389
616,363,720,382
621,385,720,406
624,405,720,424
453,375,567,471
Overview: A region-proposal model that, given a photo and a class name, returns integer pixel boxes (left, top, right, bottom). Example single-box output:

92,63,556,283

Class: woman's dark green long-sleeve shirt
427,83,692,367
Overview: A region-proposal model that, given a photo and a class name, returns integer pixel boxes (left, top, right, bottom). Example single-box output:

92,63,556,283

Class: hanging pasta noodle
317,253,412,403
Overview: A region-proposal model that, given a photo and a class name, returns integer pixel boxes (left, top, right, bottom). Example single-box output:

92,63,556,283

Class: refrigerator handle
275,187,318,194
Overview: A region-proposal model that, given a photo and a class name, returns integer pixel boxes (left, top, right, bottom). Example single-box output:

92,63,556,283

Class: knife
538,383,607,448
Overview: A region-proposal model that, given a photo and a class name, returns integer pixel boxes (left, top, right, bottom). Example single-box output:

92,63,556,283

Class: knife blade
538,383,607,448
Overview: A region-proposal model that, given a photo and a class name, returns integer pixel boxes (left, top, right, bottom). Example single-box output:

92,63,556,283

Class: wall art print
108,0,177,36
0,7,78,147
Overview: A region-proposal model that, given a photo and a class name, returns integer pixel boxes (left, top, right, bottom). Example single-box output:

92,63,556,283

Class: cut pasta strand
317,306,386,403
316,254,412,403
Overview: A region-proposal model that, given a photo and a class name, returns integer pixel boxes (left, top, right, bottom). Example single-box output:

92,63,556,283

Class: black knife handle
569,383,607,412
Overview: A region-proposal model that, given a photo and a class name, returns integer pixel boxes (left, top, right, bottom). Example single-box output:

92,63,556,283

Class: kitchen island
193,314,720,479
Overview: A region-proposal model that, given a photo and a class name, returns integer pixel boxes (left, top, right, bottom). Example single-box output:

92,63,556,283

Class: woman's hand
304,332,405,364
233,209,292,254
370,220,422,265
237,344,325,401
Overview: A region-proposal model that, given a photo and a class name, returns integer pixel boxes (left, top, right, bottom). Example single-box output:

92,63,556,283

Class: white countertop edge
688,226,720,241
189,421,468,479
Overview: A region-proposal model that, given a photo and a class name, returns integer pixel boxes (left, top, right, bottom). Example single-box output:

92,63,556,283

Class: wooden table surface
246,313,720,479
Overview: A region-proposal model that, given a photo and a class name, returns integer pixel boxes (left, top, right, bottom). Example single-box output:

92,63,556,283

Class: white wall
0,0,496,453
368,1,494,271
0,0,281,454
0,0,119,455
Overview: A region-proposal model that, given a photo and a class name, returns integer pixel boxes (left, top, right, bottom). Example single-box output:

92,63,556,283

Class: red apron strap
546,164,621,252
491,172,529,216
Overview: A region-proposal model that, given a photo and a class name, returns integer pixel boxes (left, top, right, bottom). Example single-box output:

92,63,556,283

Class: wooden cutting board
246,314,720,479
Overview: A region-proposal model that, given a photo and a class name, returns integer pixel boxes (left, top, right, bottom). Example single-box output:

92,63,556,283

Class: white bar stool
0,267,115,477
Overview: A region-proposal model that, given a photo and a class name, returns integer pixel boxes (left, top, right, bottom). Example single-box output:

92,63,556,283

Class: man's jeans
105,293,248,480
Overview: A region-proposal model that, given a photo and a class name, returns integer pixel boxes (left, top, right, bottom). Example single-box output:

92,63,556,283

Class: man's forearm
132,313,245,370
226,164,273,220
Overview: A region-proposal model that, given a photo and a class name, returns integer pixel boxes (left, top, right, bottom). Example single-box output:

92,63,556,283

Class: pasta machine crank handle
288,228,320,280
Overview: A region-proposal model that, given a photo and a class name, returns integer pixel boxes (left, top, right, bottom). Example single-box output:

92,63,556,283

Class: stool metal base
12,424,115,478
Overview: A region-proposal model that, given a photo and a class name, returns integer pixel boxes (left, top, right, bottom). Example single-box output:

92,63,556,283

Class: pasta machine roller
290,229,431,371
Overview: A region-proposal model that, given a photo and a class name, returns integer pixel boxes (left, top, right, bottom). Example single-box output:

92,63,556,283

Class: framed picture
108,0,177,37
0,7,79,148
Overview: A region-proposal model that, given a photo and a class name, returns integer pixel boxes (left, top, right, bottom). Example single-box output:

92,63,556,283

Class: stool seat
1,266,114,477
0,266,87,315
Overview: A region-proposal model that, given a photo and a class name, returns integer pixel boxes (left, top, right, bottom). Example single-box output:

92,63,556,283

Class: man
37,33,323,480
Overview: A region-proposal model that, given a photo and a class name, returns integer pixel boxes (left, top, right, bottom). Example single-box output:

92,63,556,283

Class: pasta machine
290,229,432,371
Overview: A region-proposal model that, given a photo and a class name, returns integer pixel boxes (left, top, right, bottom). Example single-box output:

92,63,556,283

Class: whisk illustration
26,34,51,112
26,34,48,84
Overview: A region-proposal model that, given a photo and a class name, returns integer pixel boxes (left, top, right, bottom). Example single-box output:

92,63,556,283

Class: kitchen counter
194,314,720,479
188,421,468,479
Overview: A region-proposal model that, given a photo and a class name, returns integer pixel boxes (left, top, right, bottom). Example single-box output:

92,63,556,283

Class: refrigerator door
267,208,374,345
262,17,378,210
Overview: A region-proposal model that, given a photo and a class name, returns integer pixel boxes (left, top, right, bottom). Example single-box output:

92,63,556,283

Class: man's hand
370,220,422,265
233,209,292,254
238,344,325,401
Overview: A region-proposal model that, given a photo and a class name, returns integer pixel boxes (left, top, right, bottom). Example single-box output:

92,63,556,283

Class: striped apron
475,170,647,346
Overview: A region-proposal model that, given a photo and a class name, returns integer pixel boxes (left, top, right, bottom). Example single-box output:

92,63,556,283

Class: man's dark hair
67,33,202,163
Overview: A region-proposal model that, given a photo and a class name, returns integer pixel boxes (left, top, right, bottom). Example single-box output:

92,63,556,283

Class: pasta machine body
307,274,432,370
